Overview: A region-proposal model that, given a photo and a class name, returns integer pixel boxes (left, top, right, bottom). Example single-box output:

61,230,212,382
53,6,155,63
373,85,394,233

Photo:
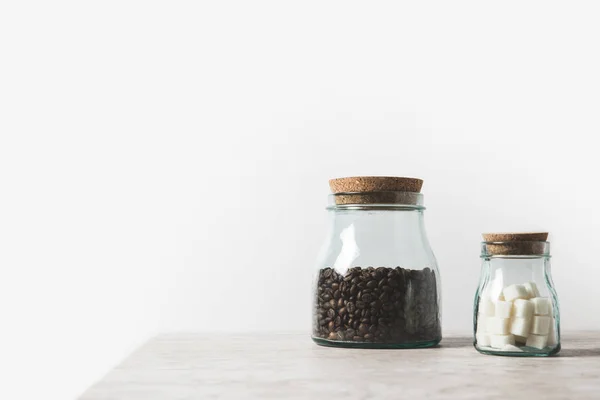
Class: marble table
81,332,600,399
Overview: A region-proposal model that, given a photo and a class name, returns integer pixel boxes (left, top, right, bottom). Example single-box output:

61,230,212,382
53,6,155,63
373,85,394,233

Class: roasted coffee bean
323,268,332,278
346,302,356,313
361,293,372,303
327,309,335,318
358,323,369,335
332,283,339,291
367,280,377,289
329,299,336,309
337,298,343,308
328,321,334,331
356,301,366,309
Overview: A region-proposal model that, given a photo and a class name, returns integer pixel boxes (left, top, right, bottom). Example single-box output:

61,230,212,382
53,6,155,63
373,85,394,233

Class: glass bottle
474,232,560,356
312,177,441,348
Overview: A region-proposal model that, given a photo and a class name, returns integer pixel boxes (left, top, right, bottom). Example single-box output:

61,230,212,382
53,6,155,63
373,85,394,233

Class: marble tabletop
80,332,600,399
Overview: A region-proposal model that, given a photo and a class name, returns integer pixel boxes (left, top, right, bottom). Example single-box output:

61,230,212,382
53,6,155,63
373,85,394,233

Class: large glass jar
474,232,560,356
312,177,442,348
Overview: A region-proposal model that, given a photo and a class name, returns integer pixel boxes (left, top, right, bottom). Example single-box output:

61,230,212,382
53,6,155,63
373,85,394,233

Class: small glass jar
474,232,560,356
312,177,442,348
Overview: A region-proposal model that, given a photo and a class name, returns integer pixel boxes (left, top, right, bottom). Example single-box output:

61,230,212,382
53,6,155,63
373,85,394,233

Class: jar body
474,249,560,356
312,204,441,348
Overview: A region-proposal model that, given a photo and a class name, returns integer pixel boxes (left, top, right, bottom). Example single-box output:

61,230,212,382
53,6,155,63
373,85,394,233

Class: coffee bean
323,268,332,278
361,293,372,303
328,321,334,331
347,302,356,313
338,307,346,315
358,323,368,335
356,301,366,309
367,280,377,289
332,283,339,291
327,309,335,319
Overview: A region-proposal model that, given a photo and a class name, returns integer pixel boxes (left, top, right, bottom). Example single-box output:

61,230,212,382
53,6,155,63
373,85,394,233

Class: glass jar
474,232,560,356
312,177,442,348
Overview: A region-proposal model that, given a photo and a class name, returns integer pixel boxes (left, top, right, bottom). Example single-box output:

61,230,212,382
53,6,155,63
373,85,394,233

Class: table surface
81,332,600,400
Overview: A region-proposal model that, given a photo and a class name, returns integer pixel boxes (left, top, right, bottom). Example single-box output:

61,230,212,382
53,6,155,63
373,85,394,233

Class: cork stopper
329,176,423,194
329,176,423,206
482,232,549,256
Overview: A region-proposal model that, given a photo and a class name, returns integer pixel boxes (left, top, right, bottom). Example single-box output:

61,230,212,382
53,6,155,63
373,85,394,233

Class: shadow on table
559,348,600,358
438,336,473,349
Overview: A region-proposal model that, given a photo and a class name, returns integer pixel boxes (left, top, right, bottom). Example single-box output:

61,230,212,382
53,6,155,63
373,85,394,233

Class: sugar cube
502,344,522,352
476,314,487,332
478,299,495,316
495,301,512,318
488,317,510,335
514,335,527,344
526,334,548,349
513,299,533,318
547,318,557,346
510,317,532,337
503,284,529,302
476,333,491,347
523,282,541,298
531,316,551,335
531,297,551,315
490,334,515,349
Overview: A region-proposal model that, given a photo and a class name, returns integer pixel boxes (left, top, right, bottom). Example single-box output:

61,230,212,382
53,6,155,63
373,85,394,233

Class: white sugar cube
476,314,487,332
523,282,540,298
531,297,551,315
495,301,512,318
502,344,522,352
503,284,529,302
488,317,510,335
526,334,548,349
531,316,551,335
514,334,527,344
510,317,532,337
476,333,491,347
547,318,557,346
478,299,495,316
490,334,515,349
513,299,533,318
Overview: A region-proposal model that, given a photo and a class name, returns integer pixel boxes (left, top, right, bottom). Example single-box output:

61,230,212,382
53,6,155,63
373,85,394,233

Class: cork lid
482,232,549,256
329,176,423,206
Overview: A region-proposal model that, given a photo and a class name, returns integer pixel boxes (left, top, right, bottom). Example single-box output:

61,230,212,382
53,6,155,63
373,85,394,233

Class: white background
2,1,600,399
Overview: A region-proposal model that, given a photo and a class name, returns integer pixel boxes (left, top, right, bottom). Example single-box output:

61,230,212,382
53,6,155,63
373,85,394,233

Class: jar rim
481,241,550,258
327,191,425,210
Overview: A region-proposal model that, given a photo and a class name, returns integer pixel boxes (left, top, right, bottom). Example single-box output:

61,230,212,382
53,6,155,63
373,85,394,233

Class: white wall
2,1,600,399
